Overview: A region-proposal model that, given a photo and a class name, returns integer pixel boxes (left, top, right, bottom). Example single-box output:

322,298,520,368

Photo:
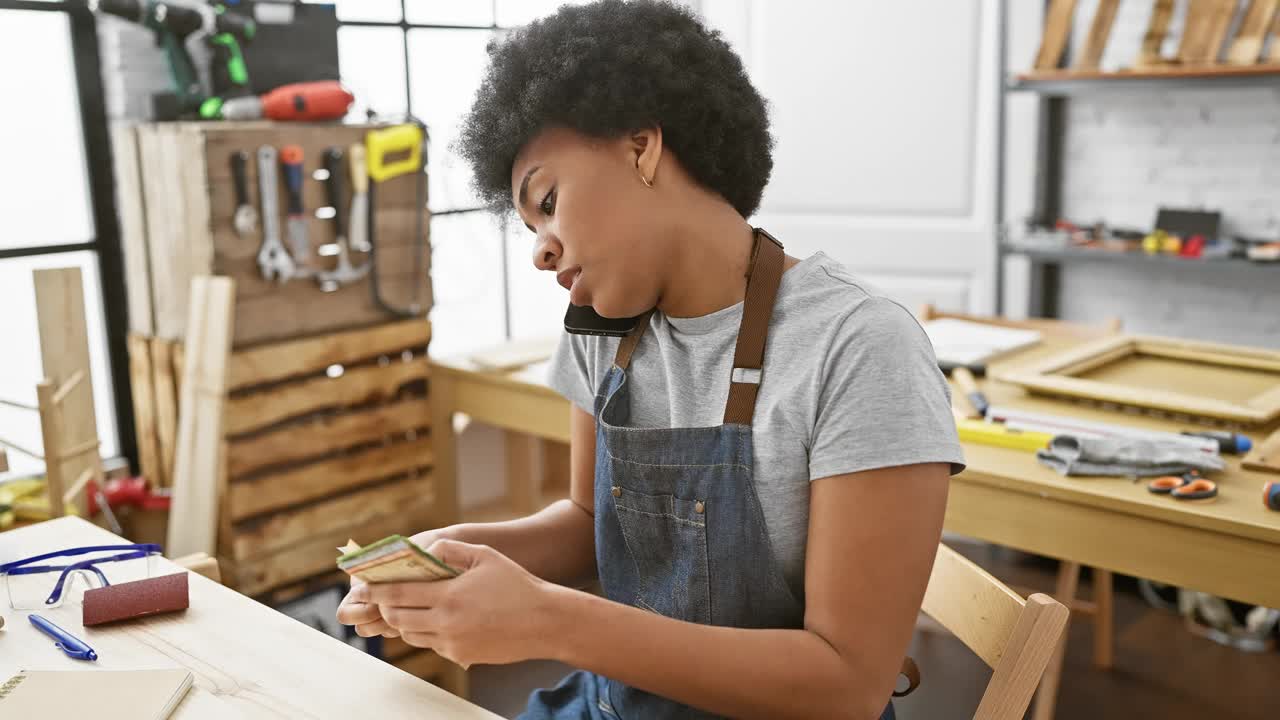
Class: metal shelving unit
996,46,1280,318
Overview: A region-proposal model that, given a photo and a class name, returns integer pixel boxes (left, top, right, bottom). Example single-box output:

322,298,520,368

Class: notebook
923,318,1042,366
0,669,193,719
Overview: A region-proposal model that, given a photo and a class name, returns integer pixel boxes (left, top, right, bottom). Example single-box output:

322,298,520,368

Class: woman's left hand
350,539,559,668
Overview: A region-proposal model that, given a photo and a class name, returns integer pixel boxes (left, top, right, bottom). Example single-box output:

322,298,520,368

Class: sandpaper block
82,572,189,626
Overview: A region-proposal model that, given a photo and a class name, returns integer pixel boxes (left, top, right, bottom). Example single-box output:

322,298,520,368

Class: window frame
0,0,135,470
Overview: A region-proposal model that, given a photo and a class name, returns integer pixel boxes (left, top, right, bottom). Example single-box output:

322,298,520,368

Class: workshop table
0,516,501,719
431,337,1280,609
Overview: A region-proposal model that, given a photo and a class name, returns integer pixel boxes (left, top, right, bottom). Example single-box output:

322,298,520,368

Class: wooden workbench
0,517,499,719
431,336,1280,609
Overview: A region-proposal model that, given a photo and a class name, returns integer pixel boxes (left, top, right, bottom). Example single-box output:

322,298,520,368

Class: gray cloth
548,251,965,598
1036,435,1226,477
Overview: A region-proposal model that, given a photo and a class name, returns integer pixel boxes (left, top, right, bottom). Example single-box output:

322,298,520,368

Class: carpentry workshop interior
3,0,1280,718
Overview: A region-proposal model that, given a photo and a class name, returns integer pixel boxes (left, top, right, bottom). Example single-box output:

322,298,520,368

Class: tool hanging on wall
347,142,372,253
364,120,429,317
230,150,257,238
89,0,256,120
216,80,355,121
281,144,315,278
317,146,370,290
256,145,295,283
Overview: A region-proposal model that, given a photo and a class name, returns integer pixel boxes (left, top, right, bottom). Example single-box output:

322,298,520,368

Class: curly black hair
457,0,773,217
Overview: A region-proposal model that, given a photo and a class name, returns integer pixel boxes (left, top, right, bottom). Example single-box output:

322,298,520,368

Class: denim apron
521,230,900,719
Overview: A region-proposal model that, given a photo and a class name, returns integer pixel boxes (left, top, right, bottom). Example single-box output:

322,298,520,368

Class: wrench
256,145,296,283
317,146,370,290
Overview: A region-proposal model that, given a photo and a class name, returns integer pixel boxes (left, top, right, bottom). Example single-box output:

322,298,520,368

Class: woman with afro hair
339,2,964,717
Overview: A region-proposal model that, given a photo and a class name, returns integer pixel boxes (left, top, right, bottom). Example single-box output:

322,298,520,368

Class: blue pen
29,613,98,661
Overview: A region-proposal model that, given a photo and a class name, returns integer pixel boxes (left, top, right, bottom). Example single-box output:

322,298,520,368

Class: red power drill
215,80,354,121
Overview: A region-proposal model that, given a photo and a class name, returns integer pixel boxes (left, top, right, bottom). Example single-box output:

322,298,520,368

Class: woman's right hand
336,526,462,638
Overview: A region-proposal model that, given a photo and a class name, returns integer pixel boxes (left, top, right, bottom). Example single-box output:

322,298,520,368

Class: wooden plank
226,397,431,478
35,380,66,518
167,276,236,558
111,124,155,336
140,125,197,340
1179,0,1237,64
127,334,163,488
222,499,438,596
1202,0,1244,62
33,267,98,517
1136,0,1177,67
229,475,434,560
150,338,179,488
225,357,428,436
1073,0,1121,70
229,274,429,349
1227,0,1280,63
228,436,434,521
1268,9,1280,61
1034,0,1079,70
227,318,431,391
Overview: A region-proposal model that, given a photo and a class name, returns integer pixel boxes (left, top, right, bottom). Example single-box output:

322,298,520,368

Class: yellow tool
956,419,1054,453
365,123,424,183
0,477,81,529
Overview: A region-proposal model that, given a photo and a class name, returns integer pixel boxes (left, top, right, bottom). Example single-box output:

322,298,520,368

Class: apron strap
723,228,785,425
614,310,655,370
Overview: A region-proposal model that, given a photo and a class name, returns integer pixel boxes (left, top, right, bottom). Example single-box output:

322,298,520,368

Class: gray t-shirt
547,251,965,598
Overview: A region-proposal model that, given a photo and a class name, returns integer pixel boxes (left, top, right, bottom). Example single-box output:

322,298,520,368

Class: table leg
430,370,460,528
1033,561,1080,720
1093,568,1114,669
505,431,543,516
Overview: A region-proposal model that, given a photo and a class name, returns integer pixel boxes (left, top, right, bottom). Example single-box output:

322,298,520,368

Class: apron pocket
611,486,711,625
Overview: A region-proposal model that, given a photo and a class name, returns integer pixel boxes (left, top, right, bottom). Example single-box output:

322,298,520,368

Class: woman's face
510,127,666,319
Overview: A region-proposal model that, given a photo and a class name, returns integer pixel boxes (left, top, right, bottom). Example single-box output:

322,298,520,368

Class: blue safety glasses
0,544,161,609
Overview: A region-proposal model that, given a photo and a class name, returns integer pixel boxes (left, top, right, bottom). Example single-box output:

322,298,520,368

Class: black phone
564,303,642,337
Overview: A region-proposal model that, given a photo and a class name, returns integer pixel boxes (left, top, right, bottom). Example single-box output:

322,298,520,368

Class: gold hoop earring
640,172,653,188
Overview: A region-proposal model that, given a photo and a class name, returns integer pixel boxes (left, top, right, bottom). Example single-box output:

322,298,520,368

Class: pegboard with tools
114,121,432,349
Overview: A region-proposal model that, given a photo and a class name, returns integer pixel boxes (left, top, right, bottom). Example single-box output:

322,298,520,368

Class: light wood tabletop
0,517,500,720
431,333,1280,608
952,334,1280,609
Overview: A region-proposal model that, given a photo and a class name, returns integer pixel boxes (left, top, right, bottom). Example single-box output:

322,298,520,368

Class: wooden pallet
128,318,455,595
112,121,432,349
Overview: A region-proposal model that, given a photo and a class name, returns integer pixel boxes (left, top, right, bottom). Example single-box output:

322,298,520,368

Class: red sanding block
82,572,189,626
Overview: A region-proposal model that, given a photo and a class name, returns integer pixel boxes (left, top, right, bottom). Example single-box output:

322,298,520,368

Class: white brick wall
1044,0,1280,348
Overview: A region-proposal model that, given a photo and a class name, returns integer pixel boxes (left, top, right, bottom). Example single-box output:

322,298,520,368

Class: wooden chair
917,304,1123,720
920,543,1069,720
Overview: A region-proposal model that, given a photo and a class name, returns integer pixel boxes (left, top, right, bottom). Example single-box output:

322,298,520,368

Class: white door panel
699,0,997,313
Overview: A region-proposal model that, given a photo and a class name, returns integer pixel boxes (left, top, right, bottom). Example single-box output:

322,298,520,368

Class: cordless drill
89,0,256,119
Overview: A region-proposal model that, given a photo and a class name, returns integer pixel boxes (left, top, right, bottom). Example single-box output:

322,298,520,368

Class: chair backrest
917,304,1122,341
921,544,1069,720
